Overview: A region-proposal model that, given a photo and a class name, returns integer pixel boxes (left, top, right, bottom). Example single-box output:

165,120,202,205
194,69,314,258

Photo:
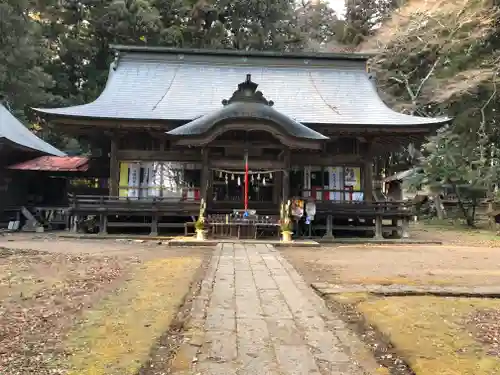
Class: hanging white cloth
127,163,140,199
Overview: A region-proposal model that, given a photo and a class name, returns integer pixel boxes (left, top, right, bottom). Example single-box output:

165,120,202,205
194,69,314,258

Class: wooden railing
298,188,364,202
317,200,413,217
295,189,413,217
117,186,201,201
67,193,200,214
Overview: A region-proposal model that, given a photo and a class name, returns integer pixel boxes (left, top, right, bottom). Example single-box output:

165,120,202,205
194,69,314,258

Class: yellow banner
119,162,129,197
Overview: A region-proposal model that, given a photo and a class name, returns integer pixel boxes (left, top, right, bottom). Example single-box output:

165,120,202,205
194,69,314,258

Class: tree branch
414,57,440,99
479,71,497,128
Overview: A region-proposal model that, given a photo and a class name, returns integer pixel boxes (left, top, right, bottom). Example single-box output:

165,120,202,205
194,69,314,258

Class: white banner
149,162,162,197
128,163,140,199
328,167,343,201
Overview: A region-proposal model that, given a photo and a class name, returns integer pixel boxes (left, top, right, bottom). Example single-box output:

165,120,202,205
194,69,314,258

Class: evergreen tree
0,0,55,120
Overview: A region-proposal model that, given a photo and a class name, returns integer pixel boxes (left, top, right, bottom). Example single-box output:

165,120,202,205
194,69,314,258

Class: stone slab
179,243,376,375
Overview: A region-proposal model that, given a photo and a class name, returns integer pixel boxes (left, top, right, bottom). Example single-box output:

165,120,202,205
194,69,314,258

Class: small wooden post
401,217,410,238
151,215,159,236
151,198,159,236
322,214,335,240
71,215,79,233
99,196,107,234
99,213,108,235
374,215,383,239
391,219,398,237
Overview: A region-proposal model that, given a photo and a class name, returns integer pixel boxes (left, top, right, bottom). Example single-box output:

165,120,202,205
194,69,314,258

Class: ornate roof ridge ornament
222,74,274,107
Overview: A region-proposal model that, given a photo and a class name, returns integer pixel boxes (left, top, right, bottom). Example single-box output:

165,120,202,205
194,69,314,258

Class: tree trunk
432,193,446,220
452,183,475,227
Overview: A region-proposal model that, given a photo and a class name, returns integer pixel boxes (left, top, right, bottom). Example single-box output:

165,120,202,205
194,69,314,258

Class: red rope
244,151,249,212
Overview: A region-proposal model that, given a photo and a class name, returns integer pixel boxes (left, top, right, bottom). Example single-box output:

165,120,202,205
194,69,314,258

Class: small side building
0,104,66,228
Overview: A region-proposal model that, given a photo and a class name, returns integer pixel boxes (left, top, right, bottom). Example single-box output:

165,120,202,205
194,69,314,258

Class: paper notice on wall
303,166,311,198
128,163,140,199
344,167,361,201
344,167,361,190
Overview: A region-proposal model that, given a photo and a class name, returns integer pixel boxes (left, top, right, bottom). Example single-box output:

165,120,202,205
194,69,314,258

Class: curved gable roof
0,105,65,156
168,74,328,141
34,46,450,127
167,101,328,140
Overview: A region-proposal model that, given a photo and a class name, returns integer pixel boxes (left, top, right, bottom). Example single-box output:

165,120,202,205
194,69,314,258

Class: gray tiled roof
0,104,65,156
168,102,329,139
34,49,450,126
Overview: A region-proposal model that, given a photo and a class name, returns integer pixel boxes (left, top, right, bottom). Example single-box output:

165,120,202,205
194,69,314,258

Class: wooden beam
43,116,179,130
209,141,285,149
210,159,285,170
290,153,363,165
116,150,201,162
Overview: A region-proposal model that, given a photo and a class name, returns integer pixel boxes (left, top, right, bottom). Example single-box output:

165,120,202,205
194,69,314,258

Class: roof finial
221,74,273,106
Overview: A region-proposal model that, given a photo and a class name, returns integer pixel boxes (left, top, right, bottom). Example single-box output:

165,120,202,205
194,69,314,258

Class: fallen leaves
0,247,135,375
467,308,500,357
354,296,500,375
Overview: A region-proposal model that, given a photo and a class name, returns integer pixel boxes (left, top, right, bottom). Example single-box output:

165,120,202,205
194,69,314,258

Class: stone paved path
173,243,376,375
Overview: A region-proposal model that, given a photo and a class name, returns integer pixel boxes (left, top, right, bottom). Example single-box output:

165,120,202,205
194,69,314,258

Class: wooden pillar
109,134,119,197
363,140,373,202
273,173,281,204
200,148,210,201
391,219,398,237
282,149,291,202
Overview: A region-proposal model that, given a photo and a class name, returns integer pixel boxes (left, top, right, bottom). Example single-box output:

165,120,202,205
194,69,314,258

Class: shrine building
33,45,450,237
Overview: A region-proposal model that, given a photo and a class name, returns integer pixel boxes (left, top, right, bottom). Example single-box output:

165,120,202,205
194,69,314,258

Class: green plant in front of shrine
195,198,207,240
194,219,205,231
280,200,293,241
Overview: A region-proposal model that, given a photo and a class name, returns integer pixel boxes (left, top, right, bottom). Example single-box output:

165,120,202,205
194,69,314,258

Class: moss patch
64,256,202,375
356,296,500,375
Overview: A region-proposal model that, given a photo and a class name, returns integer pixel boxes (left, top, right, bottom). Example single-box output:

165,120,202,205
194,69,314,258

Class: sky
327,0,346,18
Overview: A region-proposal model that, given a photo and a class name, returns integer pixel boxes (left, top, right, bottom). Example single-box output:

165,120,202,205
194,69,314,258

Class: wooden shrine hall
33,45,450,238
0,104,68,229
